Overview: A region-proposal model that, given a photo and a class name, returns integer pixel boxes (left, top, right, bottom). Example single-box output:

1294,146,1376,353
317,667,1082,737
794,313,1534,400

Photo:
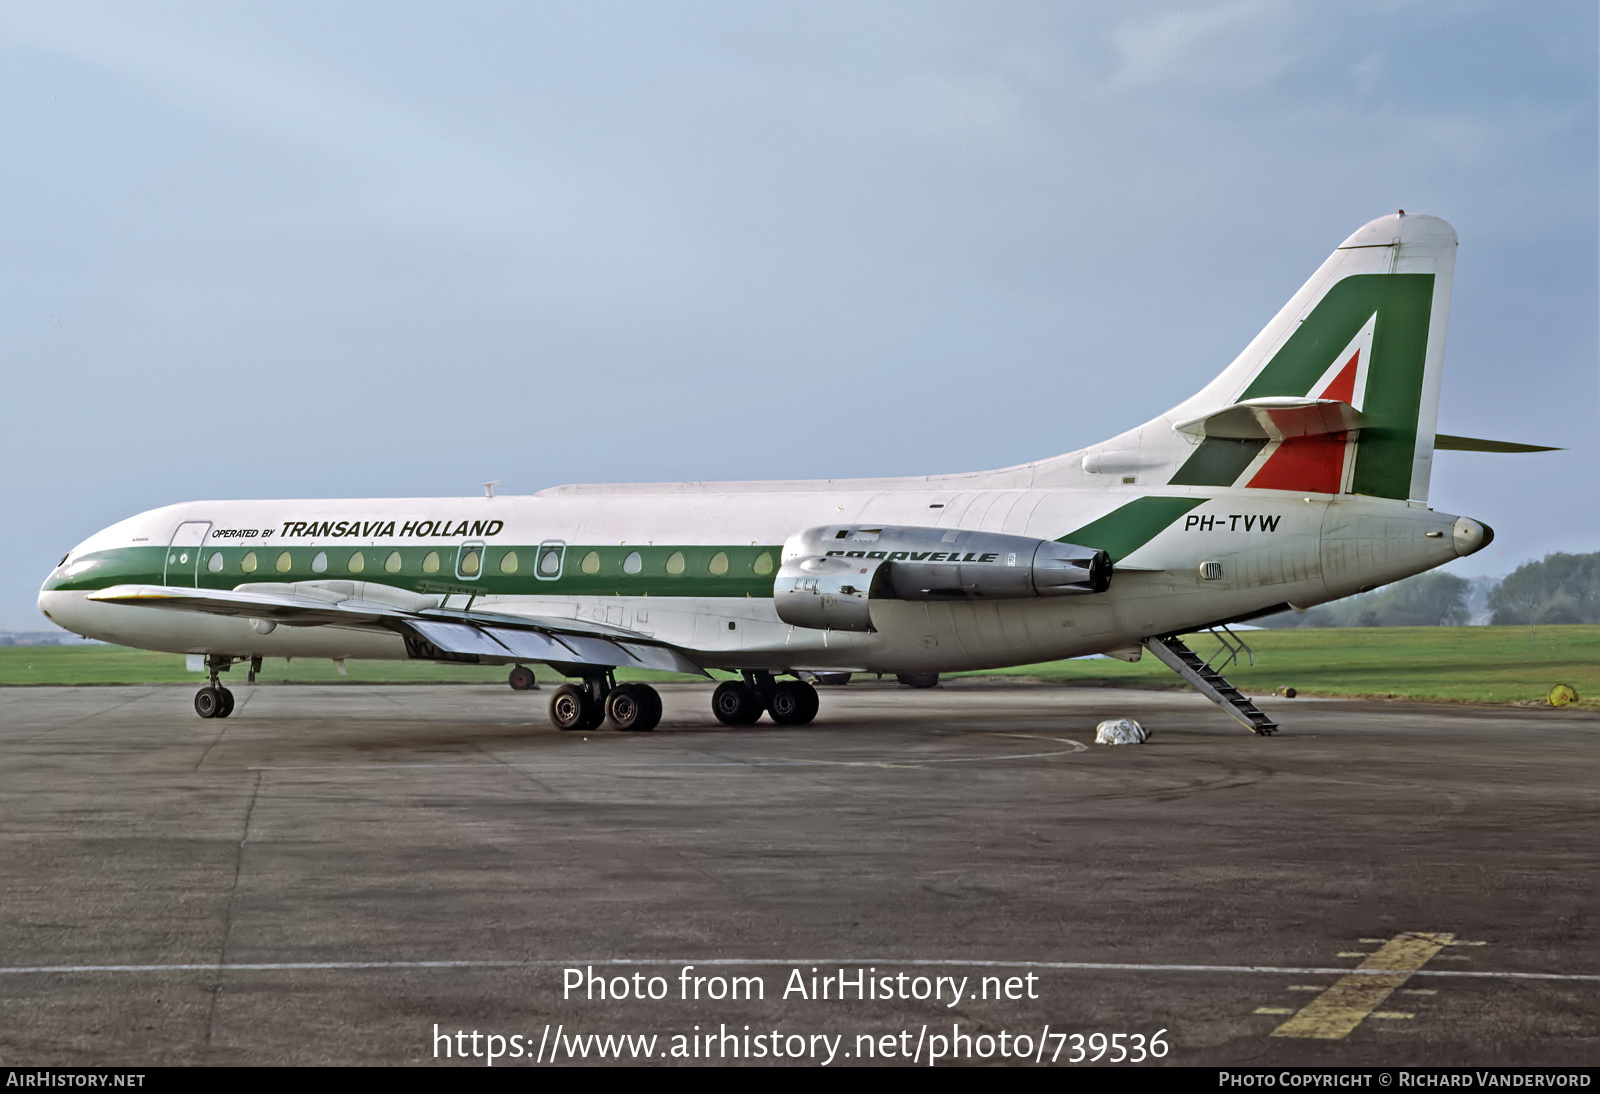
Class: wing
85,581,708,676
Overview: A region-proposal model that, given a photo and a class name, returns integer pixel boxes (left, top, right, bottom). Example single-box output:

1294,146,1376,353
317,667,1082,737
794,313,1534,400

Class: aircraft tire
768,681,819,726
194,687,221,719
216,687,235,719
711,681,762,726
607,683,662,732
549,684,596,731
896,672,940,689
508,665,537,691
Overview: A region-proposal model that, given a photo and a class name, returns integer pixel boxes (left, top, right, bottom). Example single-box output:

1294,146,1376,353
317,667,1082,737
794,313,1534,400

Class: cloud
1108,0,1304,91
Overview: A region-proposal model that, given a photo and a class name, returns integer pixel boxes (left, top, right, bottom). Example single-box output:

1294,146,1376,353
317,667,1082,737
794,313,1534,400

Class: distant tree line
1256,551,1600,628
1488,552,1600,624
1259,571,1470,628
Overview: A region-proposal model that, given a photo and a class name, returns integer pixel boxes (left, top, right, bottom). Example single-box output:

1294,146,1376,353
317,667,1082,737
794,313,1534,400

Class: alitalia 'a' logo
1170,274,1434,499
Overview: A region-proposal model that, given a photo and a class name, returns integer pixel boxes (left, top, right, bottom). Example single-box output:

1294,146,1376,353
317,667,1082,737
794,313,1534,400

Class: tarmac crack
205,769,262,1050
12,687,164,745
193,691,256,771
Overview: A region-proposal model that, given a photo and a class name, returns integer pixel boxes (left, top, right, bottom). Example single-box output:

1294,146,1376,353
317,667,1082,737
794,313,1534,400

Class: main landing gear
712,672,819,727
542,671,821,732
194,654,239,719
548,672,664,733
507,664,539,691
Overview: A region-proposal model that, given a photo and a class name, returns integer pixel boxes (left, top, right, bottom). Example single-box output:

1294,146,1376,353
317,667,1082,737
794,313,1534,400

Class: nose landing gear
194,654,238,719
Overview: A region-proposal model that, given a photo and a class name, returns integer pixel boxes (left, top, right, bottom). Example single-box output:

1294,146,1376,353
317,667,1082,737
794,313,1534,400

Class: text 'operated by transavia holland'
430,965,1170,1066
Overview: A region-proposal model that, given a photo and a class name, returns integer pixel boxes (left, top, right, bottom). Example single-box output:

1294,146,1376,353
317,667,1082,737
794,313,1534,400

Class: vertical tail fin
1163,213,1456,502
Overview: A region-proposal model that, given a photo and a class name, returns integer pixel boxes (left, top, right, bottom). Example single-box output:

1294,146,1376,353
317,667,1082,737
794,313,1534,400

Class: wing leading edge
85,583,708,677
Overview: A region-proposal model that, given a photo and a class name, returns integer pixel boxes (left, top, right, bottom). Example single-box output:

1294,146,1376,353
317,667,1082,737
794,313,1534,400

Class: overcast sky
1,0,1594,631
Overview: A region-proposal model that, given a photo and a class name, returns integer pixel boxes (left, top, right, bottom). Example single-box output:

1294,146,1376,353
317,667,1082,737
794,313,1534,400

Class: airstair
1141,630,1279,736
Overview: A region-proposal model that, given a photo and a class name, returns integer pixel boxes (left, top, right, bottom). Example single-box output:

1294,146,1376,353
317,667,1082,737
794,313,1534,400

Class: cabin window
500,550,518,574
709,551,729,575
537,545,563,577
753,552,773,576
311,551,328,573
623,550,642,574
348,551,365,574
207,552,223,573
241,551,258,574
276,551,292,573
458,546,481,577
666,551,685,575
581,550,600,574
385,551,402,573
422,551,441,574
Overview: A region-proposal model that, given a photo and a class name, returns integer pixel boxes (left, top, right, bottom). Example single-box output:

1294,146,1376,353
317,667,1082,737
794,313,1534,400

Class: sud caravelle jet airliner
40,213,1540,735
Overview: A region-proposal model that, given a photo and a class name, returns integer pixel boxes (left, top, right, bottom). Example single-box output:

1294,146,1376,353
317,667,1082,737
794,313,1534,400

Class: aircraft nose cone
1452,517,1493,558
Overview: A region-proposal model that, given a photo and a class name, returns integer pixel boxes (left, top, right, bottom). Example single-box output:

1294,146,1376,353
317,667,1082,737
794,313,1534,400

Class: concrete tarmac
0,679,1595,1067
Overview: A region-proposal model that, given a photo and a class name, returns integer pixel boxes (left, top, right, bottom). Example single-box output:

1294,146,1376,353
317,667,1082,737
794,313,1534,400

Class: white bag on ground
1095,718,1148,745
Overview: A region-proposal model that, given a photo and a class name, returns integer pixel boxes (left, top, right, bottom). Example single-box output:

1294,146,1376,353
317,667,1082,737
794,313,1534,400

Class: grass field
955,625,1600,707
1,625,1596,706
0,645,699,687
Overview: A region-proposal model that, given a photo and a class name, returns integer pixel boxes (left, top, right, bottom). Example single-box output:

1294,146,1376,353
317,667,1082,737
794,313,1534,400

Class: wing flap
478,627,578,662
617,641,707,675
407,620,512,658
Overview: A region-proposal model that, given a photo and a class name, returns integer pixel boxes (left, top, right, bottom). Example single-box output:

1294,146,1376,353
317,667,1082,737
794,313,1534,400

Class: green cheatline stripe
1058,496,1205,562
45,543,784,600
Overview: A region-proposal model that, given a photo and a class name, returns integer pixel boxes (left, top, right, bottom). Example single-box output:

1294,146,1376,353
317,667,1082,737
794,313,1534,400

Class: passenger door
164,521,211,587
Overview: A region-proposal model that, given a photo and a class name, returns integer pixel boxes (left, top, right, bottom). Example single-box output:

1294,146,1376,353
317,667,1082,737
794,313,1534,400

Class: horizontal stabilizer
1173,398,1365,441
1435,433,1560,453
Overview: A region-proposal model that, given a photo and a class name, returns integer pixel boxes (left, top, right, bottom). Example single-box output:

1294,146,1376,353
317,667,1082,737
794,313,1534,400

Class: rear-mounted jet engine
774,525,1111,632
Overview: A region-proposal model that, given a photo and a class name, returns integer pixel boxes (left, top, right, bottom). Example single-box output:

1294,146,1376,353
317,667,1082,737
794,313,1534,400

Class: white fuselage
39,479,1476,675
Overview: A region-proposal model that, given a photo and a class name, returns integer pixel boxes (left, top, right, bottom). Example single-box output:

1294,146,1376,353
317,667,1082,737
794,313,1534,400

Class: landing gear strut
712,672,819,727
194,654,237,719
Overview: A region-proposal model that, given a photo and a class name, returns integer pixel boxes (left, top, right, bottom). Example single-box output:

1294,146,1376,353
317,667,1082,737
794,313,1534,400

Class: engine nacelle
773,525,1112,632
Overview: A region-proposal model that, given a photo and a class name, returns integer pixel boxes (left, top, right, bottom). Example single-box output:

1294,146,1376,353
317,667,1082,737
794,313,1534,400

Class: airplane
39,212,1552,735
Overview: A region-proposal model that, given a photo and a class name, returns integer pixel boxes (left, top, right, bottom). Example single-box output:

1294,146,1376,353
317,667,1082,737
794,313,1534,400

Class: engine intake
773,525,1111,632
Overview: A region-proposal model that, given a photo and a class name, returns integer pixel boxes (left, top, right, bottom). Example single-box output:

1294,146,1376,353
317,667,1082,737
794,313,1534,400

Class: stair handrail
1199,624,1255,672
